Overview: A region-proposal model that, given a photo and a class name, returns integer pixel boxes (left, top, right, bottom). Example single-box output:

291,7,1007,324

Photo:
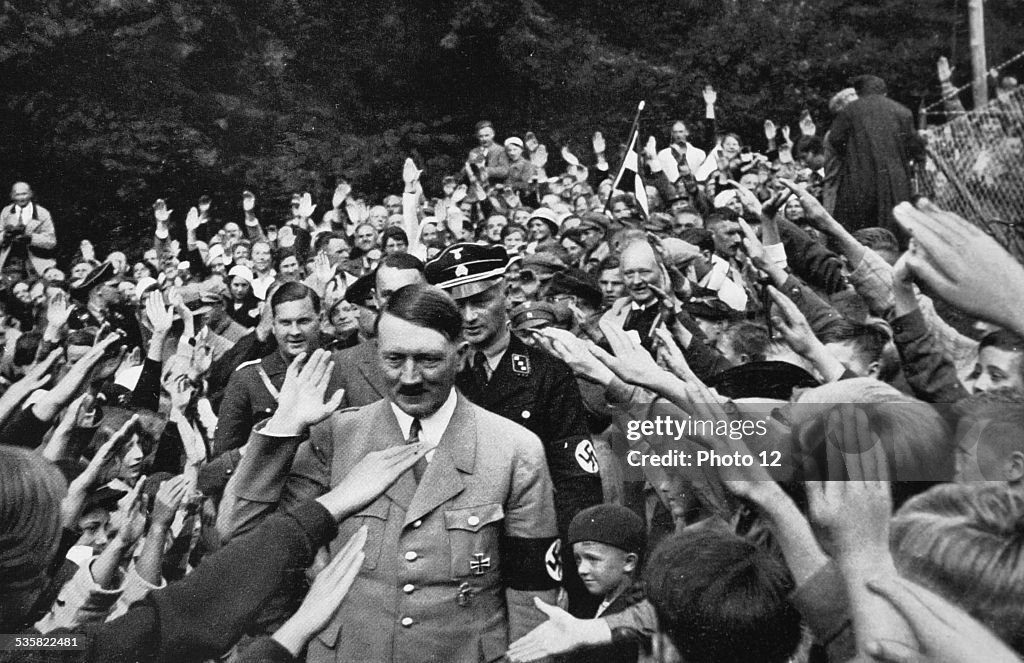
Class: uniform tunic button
467,516,480,526
412,520,422,528
405,551,418,561
401,617,414,627
403,584,415,594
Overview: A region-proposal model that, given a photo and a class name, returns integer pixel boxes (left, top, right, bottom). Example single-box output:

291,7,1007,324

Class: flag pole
603,100,646,215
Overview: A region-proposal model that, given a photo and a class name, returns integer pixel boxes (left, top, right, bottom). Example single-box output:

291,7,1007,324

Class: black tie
408,418,425,482
473,351,490,387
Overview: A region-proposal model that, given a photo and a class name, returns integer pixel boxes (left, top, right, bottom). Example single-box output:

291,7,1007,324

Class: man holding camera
0,181,57,277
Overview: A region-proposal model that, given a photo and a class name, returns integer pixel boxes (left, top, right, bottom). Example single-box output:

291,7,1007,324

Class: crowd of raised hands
1,78,1023,663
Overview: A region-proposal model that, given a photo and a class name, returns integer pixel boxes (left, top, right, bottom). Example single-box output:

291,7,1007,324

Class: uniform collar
389,387,458,454
474,325,511,373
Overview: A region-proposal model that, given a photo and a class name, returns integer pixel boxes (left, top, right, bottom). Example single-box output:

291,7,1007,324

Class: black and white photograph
1,1,1023,661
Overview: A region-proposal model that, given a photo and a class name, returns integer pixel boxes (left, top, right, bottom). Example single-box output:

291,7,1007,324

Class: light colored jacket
219,392,559,663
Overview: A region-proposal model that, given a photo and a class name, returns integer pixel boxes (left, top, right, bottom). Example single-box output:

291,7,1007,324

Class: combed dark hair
14,332,42,367
853,226,899,255
723,322,769,363
597,254,621,273
275,247,299,268
132,260,159,280
705,208,739,226
980,329,1024,353
794,135,824,157
645,527,802,663
379,252,425,272
381,227,409,246
66,328,98,347
378,283,462,341
270,281,320,315
313,231,349,255
819,318,891,366
892,483,1024,654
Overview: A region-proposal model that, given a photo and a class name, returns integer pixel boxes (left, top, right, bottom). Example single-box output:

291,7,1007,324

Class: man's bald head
10,182,31,207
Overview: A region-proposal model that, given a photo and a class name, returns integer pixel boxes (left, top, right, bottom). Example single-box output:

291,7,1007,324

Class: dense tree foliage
0,0,1020,260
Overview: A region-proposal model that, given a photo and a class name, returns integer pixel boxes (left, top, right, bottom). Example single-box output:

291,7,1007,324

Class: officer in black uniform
425,242,604,615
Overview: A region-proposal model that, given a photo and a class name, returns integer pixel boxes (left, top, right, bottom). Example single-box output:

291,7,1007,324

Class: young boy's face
573,541,637,597
76,507,112,554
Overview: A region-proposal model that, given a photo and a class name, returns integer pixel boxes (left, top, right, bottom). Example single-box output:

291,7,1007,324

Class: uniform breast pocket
444,503,504,579
338,499,389,570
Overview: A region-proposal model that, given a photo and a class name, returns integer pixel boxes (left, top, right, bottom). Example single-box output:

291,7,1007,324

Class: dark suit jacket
332,338,388,407
218,392,559,663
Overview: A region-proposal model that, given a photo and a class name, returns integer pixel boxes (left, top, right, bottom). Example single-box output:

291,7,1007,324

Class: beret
706,360,820,400
568,504,646,555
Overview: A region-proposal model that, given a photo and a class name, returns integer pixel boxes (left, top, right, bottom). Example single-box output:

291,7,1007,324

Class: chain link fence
920,84,1024,260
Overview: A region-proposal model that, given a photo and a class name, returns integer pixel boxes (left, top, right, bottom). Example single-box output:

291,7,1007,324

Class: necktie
407,418,426,482
473,351,490,387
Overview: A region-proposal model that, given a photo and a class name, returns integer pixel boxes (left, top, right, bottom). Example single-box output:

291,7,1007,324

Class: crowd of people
1,70,1023,663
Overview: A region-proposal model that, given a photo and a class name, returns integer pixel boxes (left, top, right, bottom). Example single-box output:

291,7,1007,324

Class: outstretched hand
893,198,1024,336
145,290,174,335
799,110,816,137
806,404,892,557
297,192,317,219
588,319,665,391
507,598,605,662
264,350,345,436
273,527,368,657
778,178,837,232
317,444,428,520
866,576,1021,663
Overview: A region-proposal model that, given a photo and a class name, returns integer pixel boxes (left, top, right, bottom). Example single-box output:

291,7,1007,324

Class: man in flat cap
426,242,604,615
543,269,604,341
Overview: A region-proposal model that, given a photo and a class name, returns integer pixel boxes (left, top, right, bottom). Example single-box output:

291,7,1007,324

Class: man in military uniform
201,282,342,495
219,285,559,663
426,242,604,615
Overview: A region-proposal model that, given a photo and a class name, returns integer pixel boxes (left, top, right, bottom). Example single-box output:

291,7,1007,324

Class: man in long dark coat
828,75,925,242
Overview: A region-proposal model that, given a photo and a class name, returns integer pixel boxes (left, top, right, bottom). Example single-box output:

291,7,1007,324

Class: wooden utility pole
969,0,988,108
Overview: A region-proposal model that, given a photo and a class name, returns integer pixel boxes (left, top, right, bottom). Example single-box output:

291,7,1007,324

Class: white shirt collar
390,387,458,460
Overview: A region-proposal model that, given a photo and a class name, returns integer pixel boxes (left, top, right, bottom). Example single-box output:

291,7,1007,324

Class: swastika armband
500,536,561,590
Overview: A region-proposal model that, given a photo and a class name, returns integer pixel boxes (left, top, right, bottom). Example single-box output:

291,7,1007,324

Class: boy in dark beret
565,504,650,663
